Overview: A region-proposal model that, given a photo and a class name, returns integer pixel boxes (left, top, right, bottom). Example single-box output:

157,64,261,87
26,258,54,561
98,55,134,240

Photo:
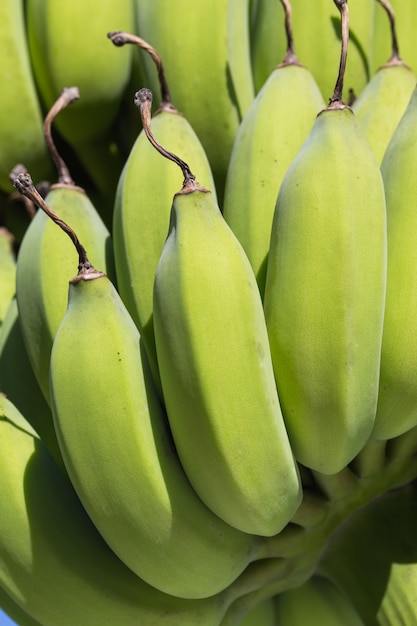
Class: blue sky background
0,609,18,625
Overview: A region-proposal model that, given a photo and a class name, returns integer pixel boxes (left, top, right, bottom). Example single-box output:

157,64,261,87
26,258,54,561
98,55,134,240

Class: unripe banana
223,0,325,296
289,0,374,100
0,297,63,471
352,0,417,164
378,562,417,626
372,0,417,76
25,0,135,211
0,392,229,626
14,171,260,600
0,228,16,324
0,586,42,626
0,0,51,193
2,182,40,248
352,62,416,163
110,31,216,396
26,0,135,144
249,0,285,94
15,89,115,403
274,576,365,625
264,2,387,474
134,0,254,199
373,86,417,440
135,89,302,537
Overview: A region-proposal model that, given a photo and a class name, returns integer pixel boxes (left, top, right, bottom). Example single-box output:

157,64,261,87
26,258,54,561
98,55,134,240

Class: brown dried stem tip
44,87,80,186
108,31,173,108
376,0,401,65
13,168,93,275
328,0,349,108
9,163,37,218
134,88,206,193
279,0,300,66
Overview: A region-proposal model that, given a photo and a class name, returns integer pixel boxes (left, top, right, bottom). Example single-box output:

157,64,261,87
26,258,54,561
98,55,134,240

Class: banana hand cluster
2,1,417,625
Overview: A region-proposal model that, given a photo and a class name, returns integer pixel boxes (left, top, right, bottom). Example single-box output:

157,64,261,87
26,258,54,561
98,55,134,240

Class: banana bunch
3,0,417,625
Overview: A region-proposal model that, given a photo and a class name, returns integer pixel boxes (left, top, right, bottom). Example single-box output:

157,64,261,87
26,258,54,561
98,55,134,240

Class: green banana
0,297,63,471
135,88,302,537
14,171,261,600
0,0,51,193
1,178,41,248
371,0,417,76
263,2,387,474
372,86,417,440
0,586,42,626
25,0,135,219
26,0,135,143
289,0,374,101
377,562,417,626
352,0,417,164
15,88,115,403
134,0,255,200
110,30,216,397
223,0,325,296
0,392,230,626
249,0,285,93
274,576,365,625
0,227,16,324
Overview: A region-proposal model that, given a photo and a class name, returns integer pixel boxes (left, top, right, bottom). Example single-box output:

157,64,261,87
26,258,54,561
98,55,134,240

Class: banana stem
289,489,330,528
350,437,388,478
386,425,417,464
222,539,325,624
225,558,288,601
12,168,91,273
279,0,299,66
228,447,417,615
108,31,175,110
220,562,314,626
328,0,349,107
44,87,80,186
311,465,359,501
376,0,401,64
8,165,37,218
134,88,207,193
255,524,307,560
